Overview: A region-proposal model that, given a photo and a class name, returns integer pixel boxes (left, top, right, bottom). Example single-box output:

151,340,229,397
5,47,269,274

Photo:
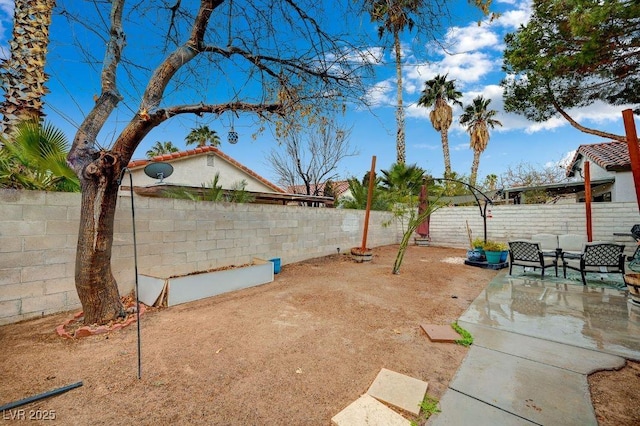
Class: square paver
421,324,460,343
366,368,428,415
331,394,410,426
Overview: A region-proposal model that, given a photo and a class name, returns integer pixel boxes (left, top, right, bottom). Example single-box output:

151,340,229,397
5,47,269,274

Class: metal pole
126,170,142,380
0,382,83,411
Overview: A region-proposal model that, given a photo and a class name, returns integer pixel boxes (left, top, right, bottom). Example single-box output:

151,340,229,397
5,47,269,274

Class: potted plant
469,237,485,261
483,241,507,264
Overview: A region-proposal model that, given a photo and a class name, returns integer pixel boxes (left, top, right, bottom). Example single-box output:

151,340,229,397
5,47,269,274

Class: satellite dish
144,162,173,183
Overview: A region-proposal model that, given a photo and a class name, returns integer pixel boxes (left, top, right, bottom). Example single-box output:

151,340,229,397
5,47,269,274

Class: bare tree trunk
394,32,405,165
75,176,124,324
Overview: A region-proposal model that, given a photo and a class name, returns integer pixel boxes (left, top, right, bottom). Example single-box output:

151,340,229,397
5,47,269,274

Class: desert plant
483,240,506,252
471,237,484,249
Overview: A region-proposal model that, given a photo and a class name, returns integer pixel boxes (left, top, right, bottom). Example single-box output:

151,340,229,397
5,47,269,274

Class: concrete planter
351,247,373,263
414,237,430,247
138,258,274,307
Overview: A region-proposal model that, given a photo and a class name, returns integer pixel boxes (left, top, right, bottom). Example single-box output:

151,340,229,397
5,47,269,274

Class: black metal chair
561,243,626,286
508,241,558,278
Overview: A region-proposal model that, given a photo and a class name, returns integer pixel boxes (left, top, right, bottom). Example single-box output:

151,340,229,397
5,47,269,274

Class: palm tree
0,119,80,192
459,96,502,187
339,177,390,210
380,162,425,196
368,0,423,165
417,74,463,178
146,141,179,158
0,0,56,136
185,125,221,147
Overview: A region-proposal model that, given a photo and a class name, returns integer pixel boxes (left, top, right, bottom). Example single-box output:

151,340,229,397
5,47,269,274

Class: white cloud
363,79,395,107
406,52,496,91
496,8,531,29
412,143,440,151
453,142,469,151
522,101,631,134
545,150,576,169
343,46,384,66
442,25,500,54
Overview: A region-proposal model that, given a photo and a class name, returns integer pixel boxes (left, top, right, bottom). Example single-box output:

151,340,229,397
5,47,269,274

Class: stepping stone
331,394,410,426
421,324,460,343
366,368,428,415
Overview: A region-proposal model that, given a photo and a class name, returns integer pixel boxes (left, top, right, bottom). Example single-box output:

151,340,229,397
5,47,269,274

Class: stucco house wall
127,146,283,194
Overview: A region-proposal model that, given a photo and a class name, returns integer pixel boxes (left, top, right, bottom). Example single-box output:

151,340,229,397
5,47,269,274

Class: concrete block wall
0,189,400,325
2,188,638,326
428,202,639,255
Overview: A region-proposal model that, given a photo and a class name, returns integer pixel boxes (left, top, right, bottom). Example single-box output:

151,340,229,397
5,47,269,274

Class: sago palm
417,74,463,178
459,96,502,187
380,162,425,197
0,119,80,191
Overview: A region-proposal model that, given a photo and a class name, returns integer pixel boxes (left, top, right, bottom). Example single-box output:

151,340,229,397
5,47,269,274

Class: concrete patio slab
429,389,537,425
331,394,410,426
458,321,626,374
448,346,597,425
420,324,460,343
366,368,428,416
458,275,640,360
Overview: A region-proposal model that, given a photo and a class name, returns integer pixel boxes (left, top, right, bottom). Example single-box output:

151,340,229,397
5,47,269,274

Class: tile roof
567,141,632,177
127,146,285,193
286,180,350,197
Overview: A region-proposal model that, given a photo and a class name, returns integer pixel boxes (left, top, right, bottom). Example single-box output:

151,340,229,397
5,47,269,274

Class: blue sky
0,0,634,187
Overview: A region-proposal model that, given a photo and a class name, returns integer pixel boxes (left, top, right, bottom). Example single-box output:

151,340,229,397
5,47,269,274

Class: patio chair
508,240,558,278
532,233,561,263
561,242,626,286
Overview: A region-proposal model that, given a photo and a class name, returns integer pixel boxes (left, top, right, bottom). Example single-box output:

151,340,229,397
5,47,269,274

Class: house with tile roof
127,146,285,193
286,180,352,202
566,141,636,202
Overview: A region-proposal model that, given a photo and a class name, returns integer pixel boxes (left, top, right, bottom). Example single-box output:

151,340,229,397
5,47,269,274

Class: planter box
138,258,274,307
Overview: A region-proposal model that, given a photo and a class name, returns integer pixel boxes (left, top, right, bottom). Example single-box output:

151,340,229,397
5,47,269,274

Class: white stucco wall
129,153,277,192
574,158,635,202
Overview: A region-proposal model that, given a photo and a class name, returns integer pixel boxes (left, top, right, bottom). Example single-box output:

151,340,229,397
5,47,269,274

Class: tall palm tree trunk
440,128,452,178
470,149,481,187
394,32,405,164
0,0,56,136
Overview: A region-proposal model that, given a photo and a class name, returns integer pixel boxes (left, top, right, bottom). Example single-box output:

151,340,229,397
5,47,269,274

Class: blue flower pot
485,251,502,264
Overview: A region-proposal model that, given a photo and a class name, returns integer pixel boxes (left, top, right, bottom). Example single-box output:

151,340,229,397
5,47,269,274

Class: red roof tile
567,141,632,177
127,146,285,193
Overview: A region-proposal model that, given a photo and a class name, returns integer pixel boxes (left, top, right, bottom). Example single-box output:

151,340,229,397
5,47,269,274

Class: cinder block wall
0,189,401,325
428,203,639,253
1,189,638,326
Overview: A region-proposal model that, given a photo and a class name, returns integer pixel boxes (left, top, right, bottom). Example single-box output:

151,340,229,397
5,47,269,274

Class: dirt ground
0,245,637,425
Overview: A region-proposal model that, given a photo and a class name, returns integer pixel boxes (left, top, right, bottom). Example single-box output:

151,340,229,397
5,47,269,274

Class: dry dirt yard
0,245,638,425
